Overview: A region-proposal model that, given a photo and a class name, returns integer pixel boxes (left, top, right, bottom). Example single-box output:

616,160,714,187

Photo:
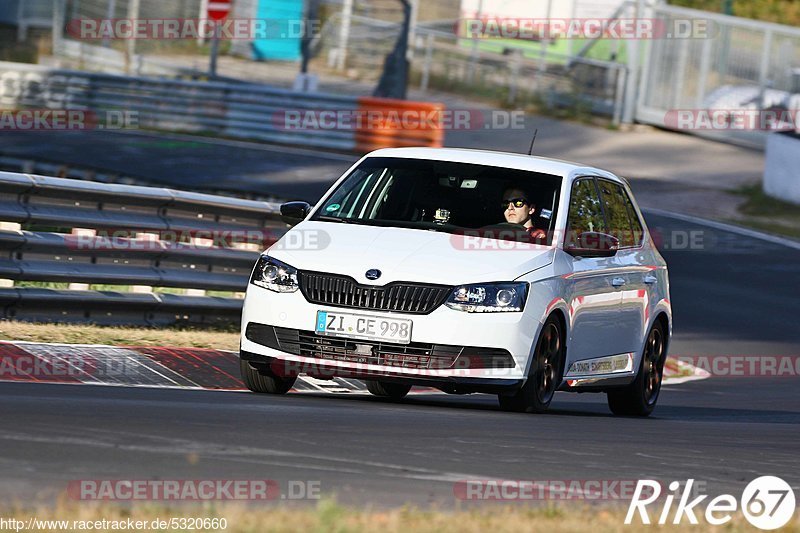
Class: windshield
311,157,562,245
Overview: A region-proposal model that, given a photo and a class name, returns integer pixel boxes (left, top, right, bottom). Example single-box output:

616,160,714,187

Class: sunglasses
502,197,529,209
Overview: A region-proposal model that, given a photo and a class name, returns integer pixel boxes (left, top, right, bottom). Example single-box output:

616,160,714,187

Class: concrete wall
764,132,800,205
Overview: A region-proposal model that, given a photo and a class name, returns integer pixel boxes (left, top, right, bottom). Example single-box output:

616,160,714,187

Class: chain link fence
637,3,800,146
51,0,628,120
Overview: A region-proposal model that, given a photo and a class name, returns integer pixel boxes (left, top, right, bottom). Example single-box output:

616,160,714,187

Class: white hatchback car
240,148,671,416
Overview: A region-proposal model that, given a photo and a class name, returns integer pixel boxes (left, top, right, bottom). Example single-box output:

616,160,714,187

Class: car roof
364,147,625,185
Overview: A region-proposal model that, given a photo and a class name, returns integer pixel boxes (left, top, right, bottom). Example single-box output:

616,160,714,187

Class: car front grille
298,271,452,315
245,323,515,370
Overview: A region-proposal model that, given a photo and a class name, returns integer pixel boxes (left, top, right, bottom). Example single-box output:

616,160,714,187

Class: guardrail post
0,222,21,288
131,232,158,294
184,235,211,297
68,228,96,291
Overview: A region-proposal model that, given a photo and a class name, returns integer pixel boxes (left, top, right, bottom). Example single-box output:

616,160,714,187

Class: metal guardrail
0,171,288,325
0,61,361,152
0,61,446,152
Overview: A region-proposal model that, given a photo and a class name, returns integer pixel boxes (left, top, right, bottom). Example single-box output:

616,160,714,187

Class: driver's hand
529,228,547,242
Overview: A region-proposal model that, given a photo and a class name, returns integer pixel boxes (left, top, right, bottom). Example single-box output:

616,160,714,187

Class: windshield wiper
315,215,368,224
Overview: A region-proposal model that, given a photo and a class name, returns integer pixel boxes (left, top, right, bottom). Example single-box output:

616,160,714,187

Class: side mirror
280,201,311,226
564,231,619,258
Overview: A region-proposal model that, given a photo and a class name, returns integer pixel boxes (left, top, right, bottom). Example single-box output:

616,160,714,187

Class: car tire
366,380,412,400
239,359,296,394
606,322,667,417
498,315,564,413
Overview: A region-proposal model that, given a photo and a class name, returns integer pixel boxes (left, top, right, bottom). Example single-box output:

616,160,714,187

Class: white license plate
315,310,413,344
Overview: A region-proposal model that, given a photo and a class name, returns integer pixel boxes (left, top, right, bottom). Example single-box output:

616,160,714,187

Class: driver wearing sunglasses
501,187,547,243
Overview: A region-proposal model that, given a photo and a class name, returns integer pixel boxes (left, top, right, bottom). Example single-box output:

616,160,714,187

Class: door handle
611,277,626,287
643,275,658,285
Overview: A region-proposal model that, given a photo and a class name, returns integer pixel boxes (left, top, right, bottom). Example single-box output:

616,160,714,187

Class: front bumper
240,284,541,382
240,350,524,394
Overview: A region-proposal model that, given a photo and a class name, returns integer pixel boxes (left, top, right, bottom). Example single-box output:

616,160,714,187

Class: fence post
103,0,117,48
537,0,553,81
757,29,774,109
695,36,713,107
467,0,484,83
420,32,433,92
336,0,354,71
613,67,626,126
508,49,522,105
621,0,643,124
17,0,26,42
125,0,141,75
670,36,690,109
51,0,66,54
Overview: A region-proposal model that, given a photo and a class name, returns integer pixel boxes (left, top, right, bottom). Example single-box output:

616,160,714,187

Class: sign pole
206,0,231,78
209,21,220,78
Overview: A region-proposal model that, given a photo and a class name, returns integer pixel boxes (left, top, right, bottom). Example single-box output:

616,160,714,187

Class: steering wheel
479,222,526,231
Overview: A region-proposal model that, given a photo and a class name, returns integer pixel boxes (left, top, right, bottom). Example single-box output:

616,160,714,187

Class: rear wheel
366,380,412,400
239,359,296,394
607,323,666,417
498,316,563,413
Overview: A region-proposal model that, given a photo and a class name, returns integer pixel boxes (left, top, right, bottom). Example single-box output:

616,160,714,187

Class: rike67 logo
626,476,796,530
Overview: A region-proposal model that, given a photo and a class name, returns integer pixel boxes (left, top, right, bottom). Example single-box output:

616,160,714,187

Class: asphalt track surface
1,214,799,507
0,130,353,200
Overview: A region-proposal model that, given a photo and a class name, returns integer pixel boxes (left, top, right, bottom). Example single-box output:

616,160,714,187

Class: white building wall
460,0,624,20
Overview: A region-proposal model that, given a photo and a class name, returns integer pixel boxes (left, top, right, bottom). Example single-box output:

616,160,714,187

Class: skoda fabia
240,148,671,416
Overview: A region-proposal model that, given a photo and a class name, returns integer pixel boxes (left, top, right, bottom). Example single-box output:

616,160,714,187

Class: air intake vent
298,271,451,315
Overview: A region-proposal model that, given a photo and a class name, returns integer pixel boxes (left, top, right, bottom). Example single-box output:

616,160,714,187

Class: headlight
250,256,299,293
445,282,528,313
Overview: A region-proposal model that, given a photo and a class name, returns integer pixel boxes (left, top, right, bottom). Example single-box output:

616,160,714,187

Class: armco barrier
0,171,288,326
0,61,445,153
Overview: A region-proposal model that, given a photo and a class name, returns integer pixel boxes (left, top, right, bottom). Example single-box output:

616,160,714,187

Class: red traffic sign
207,0,232,21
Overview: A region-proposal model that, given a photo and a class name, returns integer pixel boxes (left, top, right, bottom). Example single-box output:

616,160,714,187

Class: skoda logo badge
365,269,382,280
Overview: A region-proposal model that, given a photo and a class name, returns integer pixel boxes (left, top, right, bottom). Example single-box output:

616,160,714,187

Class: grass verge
0,322,699,380
731,184,800,240
0,321,239,351
3,499,795,532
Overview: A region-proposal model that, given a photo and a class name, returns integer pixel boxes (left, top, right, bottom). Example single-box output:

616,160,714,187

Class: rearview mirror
280,201,311,226
564,231,619,258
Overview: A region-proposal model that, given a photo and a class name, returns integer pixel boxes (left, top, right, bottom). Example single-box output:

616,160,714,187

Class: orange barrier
355,96,446,152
